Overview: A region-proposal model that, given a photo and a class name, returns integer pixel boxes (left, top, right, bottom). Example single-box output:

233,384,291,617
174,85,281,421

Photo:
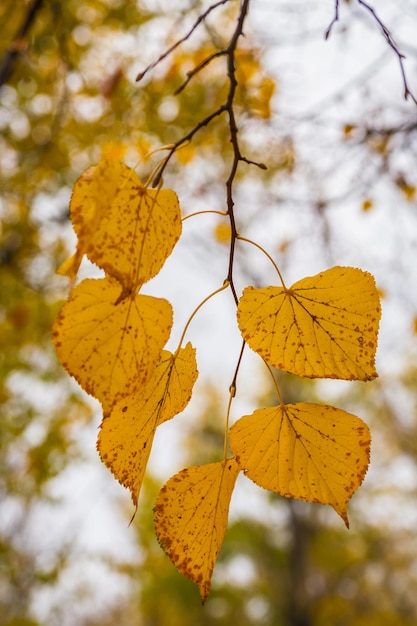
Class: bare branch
151,103,227,187
0,0,44,89
325,0,417,105
136,0,231,82
357,0,417,104
147,0,264,306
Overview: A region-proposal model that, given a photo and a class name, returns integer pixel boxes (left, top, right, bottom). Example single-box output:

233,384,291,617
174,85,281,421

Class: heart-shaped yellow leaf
154,459,240,603
70,160,182,291
53,276,172,413
97,343,198,507
230,403,371,527
237,266,381,380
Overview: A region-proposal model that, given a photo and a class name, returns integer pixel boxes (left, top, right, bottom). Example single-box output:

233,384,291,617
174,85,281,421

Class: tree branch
223,0,251,305
149,0,257,306
136,0,231,82
325,0,417,105
357,0,417,104
0,0,44,89
324,0,339,40
174,50,227,95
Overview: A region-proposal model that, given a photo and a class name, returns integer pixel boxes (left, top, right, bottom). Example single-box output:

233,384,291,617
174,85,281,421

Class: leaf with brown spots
97,343,198,507
154,459,240,603
230,403,371,527
237,266,381,380
68,159,182,291
52,276,172,414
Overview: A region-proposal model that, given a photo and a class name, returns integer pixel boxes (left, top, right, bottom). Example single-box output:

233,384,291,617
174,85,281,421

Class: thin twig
174,49,227,95
325,0,417,105
357,0,417,104
152,103,227,186
136,0,231,82
324,0,340,40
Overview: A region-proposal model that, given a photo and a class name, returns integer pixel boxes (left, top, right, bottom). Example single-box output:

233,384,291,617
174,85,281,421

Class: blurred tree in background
1,0,416,624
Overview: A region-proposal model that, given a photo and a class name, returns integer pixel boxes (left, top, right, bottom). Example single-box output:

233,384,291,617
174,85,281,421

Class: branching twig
148,0,265,307
151,103,228,186
146,0,260,413
153,0,258,305
136,0,231,82
174,49,227,95
223,0,251,305
325,0,417,105
357,0,417,104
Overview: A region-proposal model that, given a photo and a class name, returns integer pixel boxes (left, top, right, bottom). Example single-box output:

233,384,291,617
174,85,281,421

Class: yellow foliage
230,403,371,527
214,222,231,244
256,76,276,118
100,141,127,161
175,142,196,165
235,49,276,119
69,160,182,291
53,276,173,414
154,459,240,603
343,124,357,137
395,174,416,201
48,2,384,598
237,266,381,381
361,198,373,212
97,344,198,506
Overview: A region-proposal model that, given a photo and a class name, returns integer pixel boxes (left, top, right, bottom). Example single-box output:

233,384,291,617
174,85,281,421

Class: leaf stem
175,281,230,352
223,390,234,461
263,360,285,407
182,210,227,222
144,155,170,188
237,234,287,288
224,339,245,459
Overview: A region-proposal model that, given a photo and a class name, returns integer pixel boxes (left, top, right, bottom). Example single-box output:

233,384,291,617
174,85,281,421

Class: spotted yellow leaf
53,276,172,414
230,403,371,527
97,343,198,507
154,459,240,603
69,159,182,291
237,266,381,380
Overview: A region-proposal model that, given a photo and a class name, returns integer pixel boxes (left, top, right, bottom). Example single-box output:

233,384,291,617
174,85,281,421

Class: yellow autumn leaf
70,159,182,291
64,161,129,281
237,266,381,381
154,459,240,603
53,276,172,414
230,403,371,527
97,343,198,507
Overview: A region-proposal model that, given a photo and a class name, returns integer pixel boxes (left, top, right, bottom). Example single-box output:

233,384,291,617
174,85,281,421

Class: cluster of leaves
48,0,391,606
2,0,417,620
53,153,381,601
